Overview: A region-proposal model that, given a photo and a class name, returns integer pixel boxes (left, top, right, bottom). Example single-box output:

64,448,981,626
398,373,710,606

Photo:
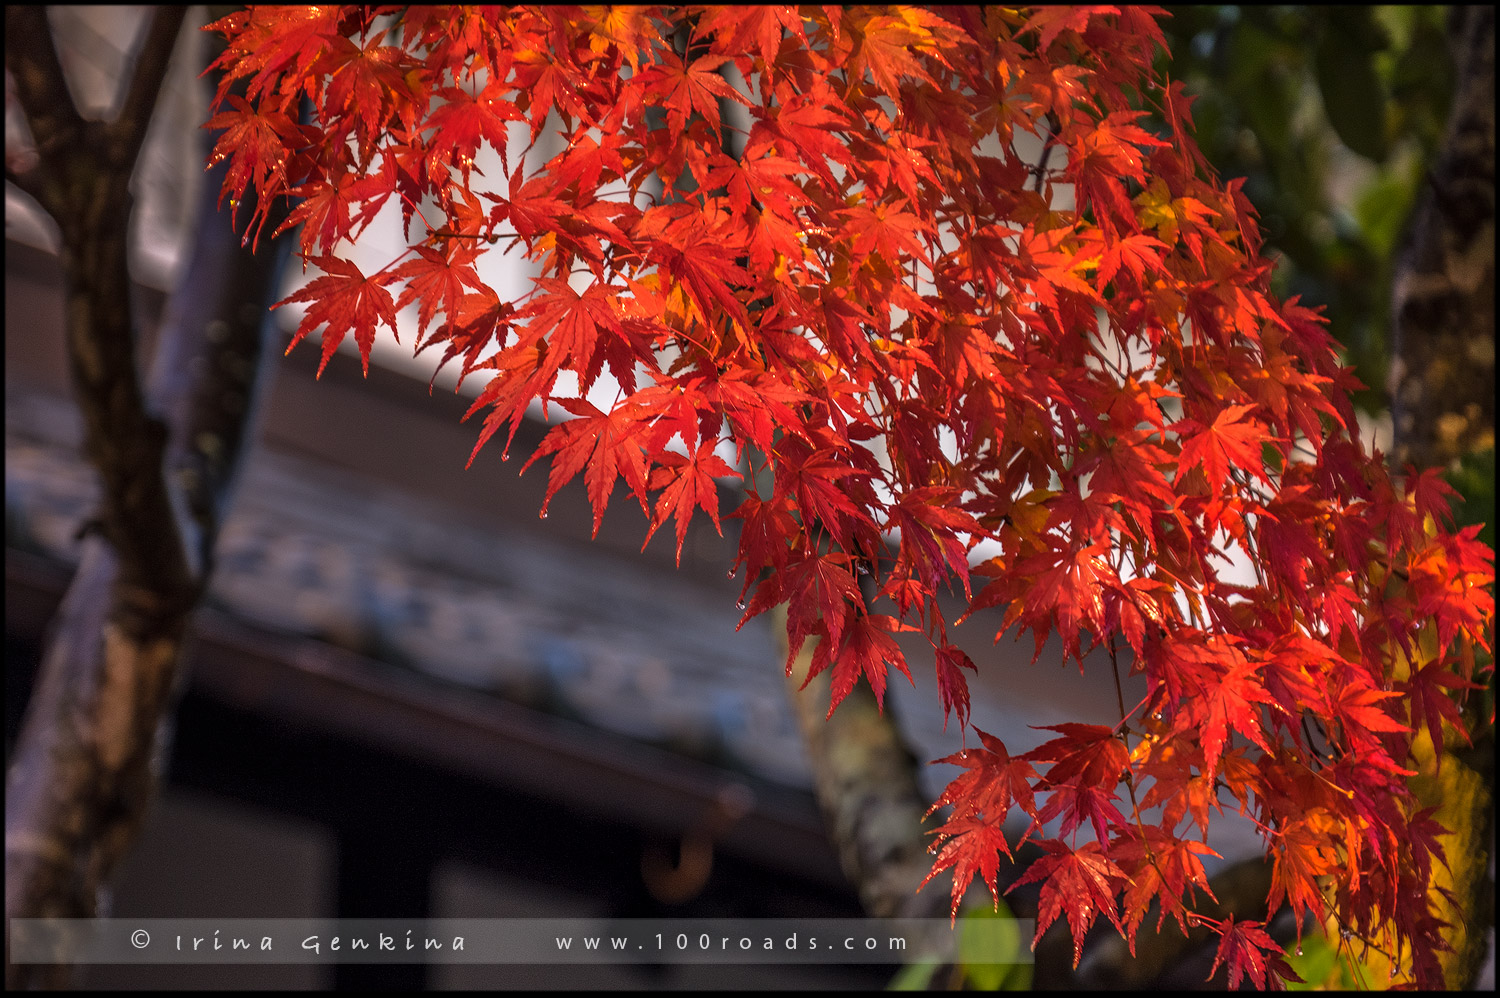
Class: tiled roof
5,385,813,789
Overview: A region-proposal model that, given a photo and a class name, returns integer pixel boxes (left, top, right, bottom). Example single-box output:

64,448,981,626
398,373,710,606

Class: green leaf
1445,446,1497,552
1284,933,1338,990
1315,17,1389,161
1229,24,1293,159
886,959,940,991
1353,171,1419,260
957,903,1029,990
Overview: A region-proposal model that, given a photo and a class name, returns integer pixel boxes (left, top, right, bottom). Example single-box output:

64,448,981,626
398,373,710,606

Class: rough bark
4,8,291,986
777,606,946,921
1388,5,1495,471
1387,6,1496,990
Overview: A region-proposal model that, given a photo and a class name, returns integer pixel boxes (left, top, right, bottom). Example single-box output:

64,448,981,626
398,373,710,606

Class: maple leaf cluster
205,6,1493,987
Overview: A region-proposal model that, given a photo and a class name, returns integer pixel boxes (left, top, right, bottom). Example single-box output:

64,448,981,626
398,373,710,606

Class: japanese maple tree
204,5,1492,987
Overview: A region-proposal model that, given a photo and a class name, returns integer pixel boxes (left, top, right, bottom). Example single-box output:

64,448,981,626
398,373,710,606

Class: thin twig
1031,112,1061,193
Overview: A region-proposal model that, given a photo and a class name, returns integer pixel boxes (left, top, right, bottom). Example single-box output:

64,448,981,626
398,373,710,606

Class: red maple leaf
520,277,624,377
392,243,482,345
728,491,800,584
747,82,854,186
422,78,523,184
497,166,572,245
274,256,399,376
771,435,871,546
1009,839,1126,968
697,6,807,67
521,398,650,534
1004,540,1114,663
849,10,946,98
1021,6,1106,52
203,94,302,239
695,369,811,460
1169,644,1274,781
320,31,421,147
644,440,740,566
1406,464,1460,529
1208,916,1301,990
276,166,391,257
640,50,751,141
203,10,1494,988
461,341,557,466
426,287,517,388
1173,403,1268,493
923,728,1039,915
205,5,347,112
933,644,978,732
807,612,914,715
1330,680,1411,753
1399,658,1481,759
740,548,864,674
1027,723,1131,844
929,727,1040,827
888,486,977,599
1267,806,1341,928
920,813,1014,917
1115,826,1220,952
705,151,810,220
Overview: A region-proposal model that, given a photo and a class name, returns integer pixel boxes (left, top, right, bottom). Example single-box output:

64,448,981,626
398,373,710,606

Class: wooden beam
5,548,846,888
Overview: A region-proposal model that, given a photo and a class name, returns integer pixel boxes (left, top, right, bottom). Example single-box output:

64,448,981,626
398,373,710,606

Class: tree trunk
1388,6,1495,471
4,8,292,986
777,606,947,921
1387,5,1495,990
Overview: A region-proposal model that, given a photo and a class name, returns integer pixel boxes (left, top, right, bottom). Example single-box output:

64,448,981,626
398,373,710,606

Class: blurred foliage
887,901,1031,990
1446,445,1497,552
954,905,1031,990
1157,5,1456,415
1284,928,1385,990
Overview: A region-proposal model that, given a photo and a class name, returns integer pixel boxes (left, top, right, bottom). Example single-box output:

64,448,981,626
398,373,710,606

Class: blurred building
7,233,896,989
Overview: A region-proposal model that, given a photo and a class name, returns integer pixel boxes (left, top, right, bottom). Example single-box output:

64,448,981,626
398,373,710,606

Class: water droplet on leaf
727,567,737,580
539,509,548,519
736,599,747,611
1296,946,1303,957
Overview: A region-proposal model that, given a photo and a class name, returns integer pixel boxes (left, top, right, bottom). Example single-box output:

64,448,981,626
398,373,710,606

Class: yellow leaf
1135,177,1179,245
1007,488,1057,545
